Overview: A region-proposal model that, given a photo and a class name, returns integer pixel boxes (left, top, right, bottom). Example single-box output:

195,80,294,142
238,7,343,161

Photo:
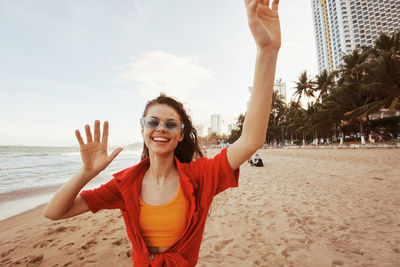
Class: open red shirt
80,147,239,266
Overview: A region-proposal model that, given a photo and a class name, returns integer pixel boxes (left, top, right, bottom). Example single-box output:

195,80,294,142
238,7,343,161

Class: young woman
44,0,281,265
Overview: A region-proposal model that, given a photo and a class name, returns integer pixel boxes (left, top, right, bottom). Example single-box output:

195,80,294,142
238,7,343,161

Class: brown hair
141,93,203,163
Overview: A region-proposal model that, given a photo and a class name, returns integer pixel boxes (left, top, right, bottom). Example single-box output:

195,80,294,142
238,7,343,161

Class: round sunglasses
140,117,184,132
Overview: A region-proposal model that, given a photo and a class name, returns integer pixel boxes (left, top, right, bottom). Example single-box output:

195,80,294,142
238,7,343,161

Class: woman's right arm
43,120,122,220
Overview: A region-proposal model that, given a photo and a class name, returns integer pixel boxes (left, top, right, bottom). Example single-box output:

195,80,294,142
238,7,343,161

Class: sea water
0,145,142,220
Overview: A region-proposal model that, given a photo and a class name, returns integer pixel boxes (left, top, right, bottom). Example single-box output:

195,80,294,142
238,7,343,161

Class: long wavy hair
140,93,203,163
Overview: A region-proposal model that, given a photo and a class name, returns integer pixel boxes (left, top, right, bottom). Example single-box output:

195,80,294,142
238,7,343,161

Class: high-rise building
274,79,287,103
210,114,222,135
311,0,400,73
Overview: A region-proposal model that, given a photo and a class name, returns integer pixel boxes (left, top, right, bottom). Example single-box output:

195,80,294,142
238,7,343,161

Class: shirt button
149,254,155,261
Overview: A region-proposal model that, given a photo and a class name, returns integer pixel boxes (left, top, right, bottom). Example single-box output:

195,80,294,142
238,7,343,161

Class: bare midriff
148,246,169,254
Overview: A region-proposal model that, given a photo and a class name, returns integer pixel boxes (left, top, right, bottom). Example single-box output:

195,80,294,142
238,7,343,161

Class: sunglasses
140,117,184,132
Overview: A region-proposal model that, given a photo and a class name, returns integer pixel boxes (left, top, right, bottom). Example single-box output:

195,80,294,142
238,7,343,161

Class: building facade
311,0,400,73
210,114,222,135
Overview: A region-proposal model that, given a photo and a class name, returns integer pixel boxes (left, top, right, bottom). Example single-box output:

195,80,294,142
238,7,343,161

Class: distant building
311,0,400,73
194,125,204,137
211,114,222,135
274,79,287,103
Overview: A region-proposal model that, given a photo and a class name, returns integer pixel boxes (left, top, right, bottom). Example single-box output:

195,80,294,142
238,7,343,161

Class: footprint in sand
33,239,56,248
1,245,21,257
112,239,124,246
246,195,258,202
58,242,75,250
45,226,80,235
11,254,44,265
81,239,97,250
214,238,234,252
331,259,345,266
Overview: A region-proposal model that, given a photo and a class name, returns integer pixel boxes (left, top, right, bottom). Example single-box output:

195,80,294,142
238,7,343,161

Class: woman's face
142,104,184,156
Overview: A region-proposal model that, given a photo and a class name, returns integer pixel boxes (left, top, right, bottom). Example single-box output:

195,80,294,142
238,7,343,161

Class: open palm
245,0,281,50
75,120,122,177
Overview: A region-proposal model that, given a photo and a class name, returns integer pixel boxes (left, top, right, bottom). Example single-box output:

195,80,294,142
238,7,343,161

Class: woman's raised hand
245,0,281,51
75,120,123,178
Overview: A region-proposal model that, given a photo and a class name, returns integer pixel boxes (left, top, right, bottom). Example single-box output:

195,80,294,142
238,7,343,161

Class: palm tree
362,31,400,112
294,71,314,105
322,84,356,143
314,69,338,104
338,49,369,144
284,100,301,144
266,91,286,145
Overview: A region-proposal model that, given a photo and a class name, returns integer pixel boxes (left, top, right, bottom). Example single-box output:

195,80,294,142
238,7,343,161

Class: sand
1,148,400,266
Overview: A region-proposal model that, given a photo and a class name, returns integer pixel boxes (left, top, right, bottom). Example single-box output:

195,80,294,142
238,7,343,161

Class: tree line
223,31,400,146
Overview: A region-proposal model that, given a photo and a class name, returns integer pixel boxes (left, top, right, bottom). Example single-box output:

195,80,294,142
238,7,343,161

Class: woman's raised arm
43,120,122,220
227,0,281,170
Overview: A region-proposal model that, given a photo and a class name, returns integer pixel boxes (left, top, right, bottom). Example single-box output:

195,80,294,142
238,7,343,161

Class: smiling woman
43,0,281,266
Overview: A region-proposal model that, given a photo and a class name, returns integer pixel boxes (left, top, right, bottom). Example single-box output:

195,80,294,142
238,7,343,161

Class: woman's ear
179,131,184,142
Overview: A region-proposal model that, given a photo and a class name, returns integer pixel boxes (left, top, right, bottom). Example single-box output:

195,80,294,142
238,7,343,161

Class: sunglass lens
165,121,179,132
146,118,160,129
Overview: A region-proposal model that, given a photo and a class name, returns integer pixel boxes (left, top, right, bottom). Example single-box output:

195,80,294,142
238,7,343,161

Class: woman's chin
148,143,175,156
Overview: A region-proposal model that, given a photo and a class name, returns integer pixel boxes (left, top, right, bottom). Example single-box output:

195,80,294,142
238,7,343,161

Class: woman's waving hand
75,120,122,178
245,0,281,50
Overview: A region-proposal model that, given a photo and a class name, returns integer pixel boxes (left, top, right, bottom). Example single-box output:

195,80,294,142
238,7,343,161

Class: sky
0,0,317,146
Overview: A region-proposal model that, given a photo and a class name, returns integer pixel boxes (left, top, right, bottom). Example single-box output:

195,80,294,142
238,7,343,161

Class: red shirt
80,147,239,266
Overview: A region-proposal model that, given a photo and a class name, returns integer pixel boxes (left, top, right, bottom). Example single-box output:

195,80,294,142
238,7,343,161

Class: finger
94,120,101,142
244,0,251,6
108,147,123,163
75,130,84,145
264,0,270,6
85,124,93,143
247,0,257,11
101,121,109,144
272,0,279,10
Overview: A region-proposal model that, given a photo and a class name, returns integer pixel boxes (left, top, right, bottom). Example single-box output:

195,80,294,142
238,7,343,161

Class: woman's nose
155,121,167,131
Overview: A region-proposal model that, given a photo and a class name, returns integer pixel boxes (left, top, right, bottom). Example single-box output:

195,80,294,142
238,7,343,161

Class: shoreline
0,174,114,221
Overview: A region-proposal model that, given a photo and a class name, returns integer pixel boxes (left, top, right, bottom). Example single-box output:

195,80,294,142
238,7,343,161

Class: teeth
153,137,169,142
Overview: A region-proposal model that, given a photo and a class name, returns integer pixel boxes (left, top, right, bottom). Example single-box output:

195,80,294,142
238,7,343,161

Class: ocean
0,145,142,220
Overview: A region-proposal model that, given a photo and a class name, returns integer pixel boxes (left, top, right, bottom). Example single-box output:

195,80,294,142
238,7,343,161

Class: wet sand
1,148,399,266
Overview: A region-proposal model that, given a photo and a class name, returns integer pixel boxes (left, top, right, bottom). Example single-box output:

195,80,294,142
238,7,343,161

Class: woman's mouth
152,137,170,143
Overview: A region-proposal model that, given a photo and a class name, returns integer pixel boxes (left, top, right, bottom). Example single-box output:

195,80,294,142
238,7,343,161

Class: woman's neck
147,152,177,186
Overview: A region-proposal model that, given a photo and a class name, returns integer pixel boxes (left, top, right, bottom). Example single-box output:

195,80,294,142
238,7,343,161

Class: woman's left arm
227,0,281,170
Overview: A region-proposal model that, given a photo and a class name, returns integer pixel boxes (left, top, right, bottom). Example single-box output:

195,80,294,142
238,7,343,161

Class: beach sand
1,148,400,266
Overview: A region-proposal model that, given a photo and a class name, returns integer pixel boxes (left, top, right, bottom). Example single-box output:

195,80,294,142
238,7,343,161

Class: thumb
108,147,123,163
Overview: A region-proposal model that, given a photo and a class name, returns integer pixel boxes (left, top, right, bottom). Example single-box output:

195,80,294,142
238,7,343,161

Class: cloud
119,50,213,99
133,1,146,19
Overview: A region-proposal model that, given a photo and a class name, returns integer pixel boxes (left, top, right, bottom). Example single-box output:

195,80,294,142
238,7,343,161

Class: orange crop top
139,185,188,247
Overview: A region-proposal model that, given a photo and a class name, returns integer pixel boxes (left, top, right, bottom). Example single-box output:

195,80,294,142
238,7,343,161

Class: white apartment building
311,0,400,73
210,114,222,135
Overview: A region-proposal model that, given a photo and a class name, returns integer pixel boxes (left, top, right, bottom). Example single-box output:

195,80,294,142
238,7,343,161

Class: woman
44,0,281,265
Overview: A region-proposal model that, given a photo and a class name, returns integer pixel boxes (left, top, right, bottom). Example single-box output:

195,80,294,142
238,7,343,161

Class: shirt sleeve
193,147,240,196
80,179,123,213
